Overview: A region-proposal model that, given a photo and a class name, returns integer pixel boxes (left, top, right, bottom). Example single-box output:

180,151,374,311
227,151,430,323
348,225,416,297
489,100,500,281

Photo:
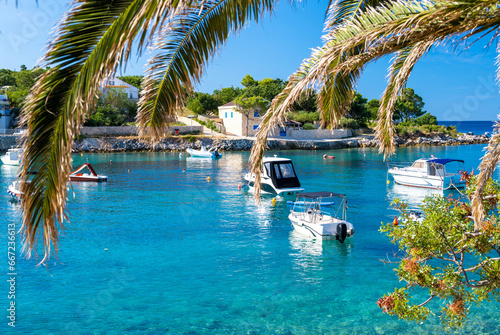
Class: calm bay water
1,144,499,334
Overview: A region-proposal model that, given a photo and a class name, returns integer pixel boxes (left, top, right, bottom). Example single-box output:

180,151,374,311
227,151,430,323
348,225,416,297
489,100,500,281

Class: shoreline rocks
71,133,491,153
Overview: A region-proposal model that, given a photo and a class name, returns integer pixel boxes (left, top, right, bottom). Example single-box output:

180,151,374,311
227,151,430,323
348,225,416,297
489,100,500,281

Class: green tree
379,174,500,329
241,74,257,88
85,88,137,125
213,86,242,106
186,92,218,114
346,91,370,127
416,112,437,126
394,88,425,123
292,88,317,113
366,99,380,120
118,75,143,89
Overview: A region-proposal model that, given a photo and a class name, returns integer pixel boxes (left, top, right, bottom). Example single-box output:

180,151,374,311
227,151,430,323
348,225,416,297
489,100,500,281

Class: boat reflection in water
387,182,462,210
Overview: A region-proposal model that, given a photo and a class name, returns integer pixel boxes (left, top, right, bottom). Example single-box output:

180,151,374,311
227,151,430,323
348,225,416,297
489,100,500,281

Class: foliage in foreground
378,175,500,329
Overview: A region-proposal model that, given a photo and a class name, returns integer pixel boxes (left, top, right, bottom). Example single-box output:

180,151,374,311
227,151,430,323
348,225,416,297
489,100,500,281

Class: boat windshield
411,161,425,169
277,163,296,178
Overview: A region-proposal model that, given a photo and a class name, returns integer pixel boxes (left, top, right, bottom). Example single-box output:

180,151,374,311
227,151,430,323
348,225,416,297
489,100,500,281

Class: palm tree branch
19,0,183,263
137,0,276,140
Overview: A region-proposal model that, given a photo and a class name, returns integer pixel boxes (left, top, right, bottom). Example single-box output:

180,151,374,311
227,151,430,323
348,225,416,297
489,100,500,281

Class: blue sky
1,0,499,121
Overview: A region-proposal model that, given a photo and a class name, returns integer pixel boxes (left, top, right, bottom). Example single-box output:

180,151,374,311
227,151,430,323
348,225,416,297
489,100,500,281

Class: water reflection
387,183,451,209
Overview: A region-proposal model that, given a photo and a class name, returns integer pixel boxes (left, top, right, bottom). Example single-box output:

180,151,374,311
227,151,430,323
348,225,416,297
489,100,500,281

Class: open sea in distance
438,120,495,135
2,144,500,334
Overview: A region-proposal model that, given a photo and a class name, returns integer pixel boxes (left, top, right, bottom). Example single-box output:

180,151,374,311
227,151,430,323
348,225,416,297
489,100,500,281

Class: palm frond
137,0,276,141
375,42,433,158
19,0,182,263
472,119,500,230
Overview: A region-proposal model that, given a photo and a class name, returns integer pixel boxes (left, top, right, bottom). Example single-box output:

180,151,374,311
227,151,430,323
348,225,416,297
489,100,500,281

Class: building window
225,112,227,118
253,125,259,130
254,110,260,118
130,93,133,98
231,112,233,118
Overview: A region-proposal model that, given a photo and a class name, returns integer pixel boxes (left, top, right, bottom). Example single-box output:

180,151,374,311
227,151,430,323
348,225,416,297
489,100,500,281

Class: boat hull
289,213,354,240
244,173,304,195
70,175,107,182
186,148,221,158
1,156,20,165
388,169,465,189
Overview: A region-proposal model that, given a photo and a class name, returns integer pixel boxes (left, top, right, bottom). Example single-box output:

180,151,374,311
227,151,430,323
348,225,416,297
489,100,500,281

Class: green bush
289,111,320,123
339,117,360,129
303,122,315,130
183,135,198,142
395,123,458,138
416,112,438,126
196,118,220,133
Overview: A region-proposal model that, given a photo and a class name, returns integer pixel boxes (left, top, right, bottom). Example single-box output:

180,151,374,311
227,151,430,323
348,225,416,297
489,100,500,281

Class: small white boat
186,146,222,159
244,156,304,195
388,158,465,190
70,163,107,182
288,192,354,242
1,147,23,165
7,179,27,202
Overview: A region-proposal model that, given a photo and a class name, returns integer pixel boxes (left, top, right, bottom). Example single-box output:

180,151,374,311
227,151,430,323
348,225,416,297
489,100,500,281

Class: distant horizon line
439,120,496,122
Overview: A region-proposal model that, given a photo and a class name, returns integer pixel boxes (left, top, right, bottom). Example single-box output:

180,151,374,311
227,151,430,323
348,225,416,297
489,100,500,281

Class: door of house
279,127,287,136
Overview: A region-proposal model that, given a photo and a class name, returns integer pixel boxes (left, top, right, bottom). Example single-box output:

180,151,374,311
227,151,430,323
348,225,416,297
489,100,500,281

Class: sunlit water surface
1,144,499,334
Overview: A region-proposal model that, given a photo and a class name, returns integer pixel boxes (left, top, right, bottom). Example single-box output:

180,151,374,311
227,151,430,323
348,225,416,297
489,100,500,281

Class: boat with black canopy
244,156,304,195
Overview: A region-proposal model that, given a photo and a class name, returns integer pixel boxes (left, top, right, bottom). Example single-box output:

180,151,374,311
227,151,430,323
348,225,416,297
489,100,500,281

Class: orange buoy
393,216,399,226
238,184,241,189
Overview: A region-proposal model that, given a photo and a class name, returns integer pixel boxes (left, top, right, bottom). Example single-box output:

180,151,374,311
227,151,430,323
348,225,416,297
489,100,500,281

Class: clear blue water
438,120,495,135
2,145,500,334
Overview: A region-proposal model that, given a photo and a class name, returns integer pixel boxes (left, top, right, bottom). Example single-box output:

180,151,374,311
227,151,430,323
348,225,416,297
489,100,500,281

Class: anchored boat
288,192,354,242
70,163,107,182
186,146,222,159
244,156,304,195
7,180,26,202
388,158,465,190
1,147,23,165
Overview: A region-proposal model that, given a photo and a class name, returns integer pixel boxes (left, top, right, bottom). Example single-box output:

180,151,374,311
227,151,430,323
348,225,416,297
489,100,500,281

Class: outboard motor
336,223,348,243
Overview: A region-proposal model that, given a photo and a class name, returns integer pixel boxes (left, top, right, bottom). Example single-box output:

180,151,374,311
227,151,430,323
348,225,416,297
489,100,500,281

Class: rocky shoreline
70,133,491,152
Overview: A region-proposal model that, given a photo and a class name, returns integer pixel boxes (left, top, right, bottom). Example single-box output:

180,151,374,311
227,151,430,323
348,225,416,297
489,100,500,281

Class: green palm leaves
20,0,500,262
138,0,275,140
20,0,275,263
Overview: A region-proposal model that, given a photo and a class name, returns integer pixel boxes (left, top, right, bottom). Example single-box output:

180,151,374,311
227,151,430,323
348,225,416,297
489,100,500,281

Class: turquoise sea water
2,145,500,334
438,120,495,135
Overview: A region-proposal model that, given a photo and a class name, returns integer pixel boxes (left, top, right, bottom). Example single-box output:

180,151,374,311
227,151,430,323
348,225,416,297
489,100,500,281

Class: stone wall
71,133,490,152
286,128,352,139
0,136,19,150
80,125,202,137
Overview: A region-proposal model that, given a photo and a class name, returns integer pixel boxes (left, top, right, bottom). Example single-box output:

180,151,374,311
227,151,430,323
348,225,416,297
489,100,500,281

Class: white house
218,101,263,136
0,93,13,130
100,77,140,101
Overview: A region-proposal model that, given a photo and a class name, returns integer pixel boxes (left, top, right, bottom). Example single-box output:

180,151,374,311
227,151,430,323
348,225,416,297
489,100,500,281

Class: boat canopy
296,191,345,199
264,159,301,190
426,158,464,165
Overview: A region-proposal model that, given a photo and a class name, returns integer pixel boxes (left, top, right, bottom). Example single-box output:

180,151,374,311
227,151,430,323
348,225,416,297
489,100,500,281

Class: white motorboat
288,192,354,242
70,163,107,182
388,158,465,190
7,180,26,202
244,156,304,195
1,147,23,165
186,146,222,159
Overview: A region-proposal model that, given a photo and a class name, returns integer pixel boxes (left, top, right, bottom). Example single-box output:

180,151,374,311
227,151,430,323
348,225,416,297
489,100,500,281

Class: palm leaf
137,0,276,141
19,0,185,263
